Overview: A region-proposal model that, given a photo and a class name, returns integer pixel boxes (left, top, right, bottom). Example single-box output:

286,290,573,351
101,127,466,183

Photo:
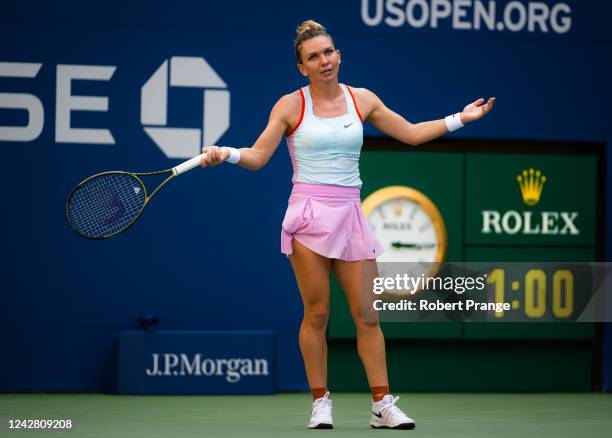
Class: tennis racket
66,153,207,240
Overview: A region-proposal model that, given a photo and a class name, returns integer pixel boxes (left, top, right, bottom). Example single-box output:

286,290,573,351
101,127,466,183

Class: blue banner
118,331,275,394
1,0,610,392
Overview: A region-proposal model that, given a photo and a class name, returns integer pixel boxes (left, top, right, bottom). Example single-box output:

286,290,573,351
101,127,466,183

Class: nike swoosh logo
372,411,382,418
344,122,354,128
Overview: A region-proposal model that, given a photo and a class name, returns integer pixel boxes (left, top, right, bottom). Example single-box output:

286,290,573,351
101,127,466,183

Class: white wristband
221,147,241,164
444,112,464,132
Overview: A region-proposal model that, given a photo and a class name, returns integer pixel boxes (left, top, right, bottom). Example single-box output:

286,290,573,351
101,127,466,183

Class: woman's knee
354,317,380,335
302,305,330,331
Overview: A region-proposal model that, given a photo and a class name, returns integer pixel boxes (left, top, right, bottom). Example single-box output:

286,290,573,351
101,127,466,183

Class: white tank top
286,84,364,187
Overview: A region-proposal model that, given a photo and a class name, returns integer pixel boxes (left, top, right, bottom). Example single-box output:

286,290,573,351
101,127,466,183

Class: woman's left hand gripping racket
66,153,207,239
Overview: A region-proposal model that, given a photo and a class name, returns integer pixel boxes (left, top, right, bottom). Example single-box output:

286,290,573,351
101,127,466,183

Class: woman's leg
289,239,333,390
333,259,416,429
331,258,388,387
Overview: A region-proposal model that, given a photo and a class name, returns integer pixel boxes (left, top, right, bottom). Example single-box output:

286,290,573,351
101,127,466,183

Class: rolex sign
465,154,596,246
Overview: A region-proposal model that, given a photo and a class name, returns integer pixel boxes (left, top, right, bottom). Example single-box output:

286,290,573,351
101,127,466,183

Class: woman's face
297,35,341,82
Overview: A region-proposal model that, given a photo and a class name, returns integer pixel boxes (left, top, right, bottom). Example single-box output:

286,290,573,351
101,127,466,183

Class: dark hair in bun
294,20,334,62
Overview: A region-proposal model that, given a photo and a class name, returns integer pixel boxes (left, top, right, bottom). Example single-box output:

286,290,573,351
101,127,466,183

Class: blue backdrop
1,0,611,391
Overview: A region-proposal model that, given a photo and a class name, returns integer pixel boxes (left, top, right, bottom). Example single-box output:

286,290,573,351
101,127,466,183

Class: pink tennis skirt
281,183,384,261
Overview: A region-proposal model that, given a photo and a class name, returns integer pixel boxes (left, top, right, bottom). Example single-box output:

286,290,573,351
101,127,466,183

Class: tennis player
201,20,495,430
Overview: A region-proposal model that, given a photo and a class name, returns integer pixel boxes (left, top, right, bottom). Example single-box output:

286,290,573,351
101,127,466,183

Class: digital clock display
487,268,574,319
370,262,605,323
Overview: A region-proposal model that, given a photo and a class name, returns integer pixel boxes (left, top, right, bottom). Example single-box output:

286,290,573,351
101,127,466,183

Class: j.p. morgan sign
145,353,269,383
118,331,275,394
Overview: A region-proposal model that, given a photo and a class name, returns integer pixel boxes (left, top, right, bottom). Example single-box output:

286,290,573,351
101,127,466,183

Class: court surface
2,392,611,437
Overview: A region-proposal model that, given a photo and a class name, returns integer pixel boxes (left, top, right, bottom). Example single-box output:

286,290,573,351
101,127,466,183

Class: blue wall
1,0,611,391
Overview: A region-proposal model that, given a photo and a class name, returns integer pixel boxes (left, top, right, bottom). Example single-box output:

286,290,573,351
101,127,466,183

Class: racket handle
173,153,207,175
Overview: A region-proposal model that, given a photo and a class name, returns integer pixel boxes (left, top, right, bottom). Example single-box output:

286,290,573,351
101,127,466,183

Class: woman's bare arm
353,87,495,146
201,91,302,169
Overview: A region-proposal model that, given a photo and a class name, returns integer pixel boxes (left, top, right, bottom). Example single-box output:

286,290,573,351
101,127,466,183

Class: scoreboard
328,138,603,391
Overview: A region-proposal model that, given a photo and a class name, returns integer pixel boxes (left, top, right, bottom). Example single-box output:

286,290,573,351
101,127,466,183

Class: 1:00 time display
487,268,574,319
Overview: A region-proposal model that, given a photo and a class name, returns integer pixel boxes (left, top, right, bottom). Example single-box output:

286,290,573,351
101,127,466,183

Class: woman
201,20,495,430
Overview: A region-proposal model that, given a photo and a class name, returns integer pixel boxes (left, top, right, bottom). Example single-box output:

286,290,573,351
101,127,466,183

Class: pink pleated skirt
280,183,384,261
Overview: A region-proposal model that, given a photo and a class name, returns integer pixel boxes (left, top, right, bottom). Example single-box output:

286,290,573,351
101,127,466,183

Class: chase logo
0,57,230,159
516,168,546,206
141,56,230,159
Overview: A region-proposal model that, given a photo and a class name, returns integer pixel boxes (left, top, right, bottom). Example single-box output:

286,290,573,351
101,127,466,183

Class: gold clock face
362,186,447,294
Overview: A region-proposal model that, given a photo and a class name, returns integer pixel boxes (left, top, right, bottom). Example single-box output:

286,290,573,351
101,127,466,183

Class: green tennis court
2,393,611,437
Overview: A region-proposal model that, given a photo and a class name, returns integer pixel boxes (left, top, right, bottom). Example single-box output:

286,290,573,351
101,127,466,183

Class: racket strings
67,173,146,238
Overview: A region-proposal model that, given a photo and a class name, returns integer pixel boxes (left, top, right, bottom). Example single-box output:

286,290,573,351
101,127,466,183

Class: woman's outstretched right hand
200,146,230,167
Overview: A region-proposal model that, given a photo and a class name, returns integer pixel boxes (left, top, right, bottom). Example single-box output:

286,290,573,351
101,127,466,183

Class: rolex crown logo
393,204,403,217
516,168,546,206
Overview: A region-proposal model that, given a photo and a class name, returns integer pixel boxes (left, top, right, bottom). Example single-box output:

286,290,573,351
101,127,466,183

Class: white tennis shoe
370,394,416,429
307,391,333,429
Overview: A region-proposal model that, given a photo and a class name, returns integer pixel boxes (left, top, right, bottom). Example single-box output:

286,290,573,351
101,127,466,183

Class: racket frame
66,152,206,240
65,168,179,240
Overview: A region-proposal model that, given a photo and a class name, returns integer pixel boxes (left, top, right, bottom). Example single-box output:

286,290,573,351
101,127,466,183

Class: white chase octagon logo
141,56,230,159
